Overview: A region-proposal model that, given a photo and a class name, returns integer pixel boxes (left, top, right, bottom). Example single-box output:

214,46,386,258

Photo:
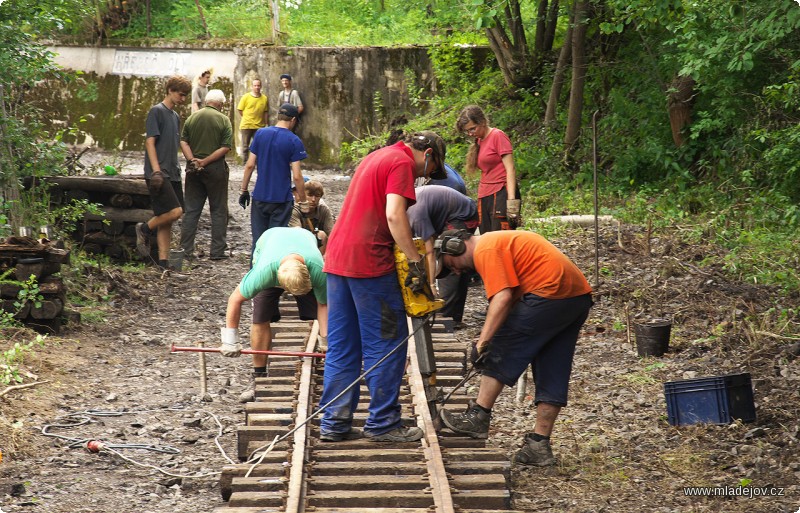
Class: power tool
394,238,444,317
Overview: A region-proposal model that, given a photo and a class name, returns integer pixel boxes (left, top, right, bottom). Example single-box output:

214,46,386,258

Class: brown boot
514,434,556,466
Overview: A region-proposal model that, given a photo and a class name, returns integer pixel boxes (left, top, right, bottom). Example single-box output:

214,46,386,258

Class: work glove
220,327,243,357
470,342,490,369
298,201,311,214
506,199,521,221
405,259,429,297
317,334,328,352
238,191,251,209
148,171,164,194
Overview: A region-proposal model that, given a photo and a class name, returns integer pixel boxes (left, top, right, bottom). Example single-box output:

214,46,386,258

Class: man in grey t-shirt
135,75,192,270
406,184,478,324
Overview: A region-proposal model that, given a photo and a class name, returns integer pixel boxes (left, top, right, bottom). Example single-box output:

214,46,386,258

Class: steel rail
284,320,319,512
407,317,455,513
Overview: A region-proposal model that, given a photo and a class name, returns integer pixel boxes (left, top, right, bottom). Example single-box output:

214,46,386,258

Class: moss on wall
34,73,233,152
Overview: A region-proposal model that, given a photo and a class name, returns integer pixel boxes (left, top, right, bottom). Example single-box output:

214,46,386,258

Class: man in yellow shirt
237,78,268,163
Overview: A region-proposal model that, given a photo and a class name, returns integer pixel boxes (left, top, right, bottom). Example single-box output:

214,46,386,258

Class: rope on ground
38,406,236,477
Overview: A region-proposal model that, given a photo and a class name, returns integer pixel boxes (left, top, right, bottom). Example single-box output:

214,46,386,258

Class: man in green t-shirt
237,78,268,163
221,227,328,402
179,89,233,260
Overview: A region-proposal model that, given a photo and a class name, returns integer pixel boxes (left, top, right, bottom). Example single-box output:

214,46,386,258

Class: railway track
215,297,524,513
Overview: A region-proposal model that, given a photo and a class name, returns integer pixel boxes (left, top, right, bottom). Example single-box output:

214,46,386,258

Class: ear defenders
434,230,469,256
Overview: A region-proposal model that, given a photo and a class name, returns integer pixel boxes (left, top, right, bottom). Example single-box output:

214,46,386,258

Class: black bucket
634,318,671,357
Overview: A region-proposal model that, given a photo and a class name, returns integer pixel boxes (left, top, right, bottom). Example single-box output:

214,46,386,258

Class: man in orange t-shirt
434,229,592,466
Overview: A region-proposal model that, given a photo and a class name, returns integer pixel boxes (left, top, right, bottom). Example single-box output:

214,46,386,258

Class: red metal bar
170,344,325,359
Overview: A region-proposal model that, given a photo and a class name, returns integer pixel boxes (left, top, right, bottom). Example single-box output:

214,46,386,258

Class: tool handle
171,344,325,358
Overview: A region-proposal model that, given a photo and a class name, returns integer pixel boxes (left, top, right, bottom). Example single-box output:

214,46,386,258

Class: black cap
415,131,447,180
280,74,292,81
279,103,299,118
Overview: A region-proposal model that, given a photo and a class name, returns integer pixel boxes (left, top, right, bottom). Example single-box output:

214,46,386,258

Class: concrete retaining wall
43,44,464,167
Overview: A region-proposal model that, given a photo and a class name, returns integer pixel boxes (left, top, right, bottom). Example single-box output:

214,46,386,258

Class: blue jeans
319,273,409,437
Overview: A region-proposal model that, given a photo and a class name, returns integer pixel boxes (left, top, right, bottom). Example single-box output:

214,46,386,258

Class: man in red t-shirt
434,229,592,466
319,131,447,443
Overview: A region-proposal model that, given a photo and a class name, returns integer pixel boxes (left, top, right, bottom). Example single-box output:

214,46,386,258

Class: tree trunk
534,0,559,53
565,0,589,154
94,0,105,44
534,0,549,54
485,0,535,90
193,0,210,38
543,0,560,51
668,75,695,147
271,0,281,42
544,4,574,127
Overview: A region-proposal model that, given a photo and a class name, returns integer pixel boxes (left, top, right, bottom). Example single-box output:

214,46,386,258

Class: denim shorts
481,293,592,406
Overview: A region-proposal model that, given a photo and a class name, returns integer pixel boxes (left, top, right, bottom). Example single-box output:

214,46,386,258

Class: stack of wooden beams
0,237,73,334
44,175,154,261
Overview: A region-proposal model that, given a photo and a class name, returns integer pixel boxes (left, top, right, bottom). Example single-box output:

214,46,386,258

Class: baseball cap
279,103,299,118
280,73,292,81
415,131,447,180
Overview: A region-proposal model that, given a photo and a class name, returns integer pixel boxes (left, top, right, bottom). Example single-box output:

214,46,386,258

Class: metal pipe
592,109,600,290
170,344,326,359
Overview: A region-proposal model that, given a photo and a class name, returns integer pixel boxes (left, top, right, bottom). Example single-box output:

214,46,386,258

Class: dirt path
1,156,799,512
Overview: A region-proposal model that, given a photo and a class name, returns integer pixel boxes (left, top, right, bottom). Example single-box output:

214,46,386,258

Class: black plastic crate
664,373,756,426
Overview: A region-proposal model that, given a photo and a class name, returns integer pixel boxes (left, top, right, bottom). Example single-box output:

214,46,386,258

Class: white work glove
298,201,311,214
220,327,242,357
506,199,521,220
317,335,328,352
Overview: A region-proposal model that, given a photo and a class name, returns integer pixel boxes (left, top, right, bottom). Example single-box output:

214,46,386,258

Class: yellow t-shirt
237,93,268,129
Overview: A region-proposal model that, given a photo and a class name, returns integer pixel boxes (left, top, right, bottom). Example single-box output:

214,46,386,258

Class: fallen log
42,175,149,196
85,207,153,224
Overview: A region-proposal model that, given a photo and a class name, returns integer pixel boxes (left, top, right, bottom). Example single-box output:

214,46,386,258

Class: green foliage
14,275,43,312
1,336,47,386
0,1,76,231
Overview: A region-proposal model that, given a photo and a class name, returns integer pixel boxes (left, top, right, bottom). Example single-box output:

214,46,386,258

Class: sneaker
365,426,423,443
440,400,490,439
514,434,556,467
135,222,150,257
320,427,363,442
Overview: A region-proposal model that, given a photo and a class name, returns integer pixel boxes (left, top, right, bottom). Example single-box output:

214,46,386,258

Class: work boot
365,426,423,443
238,370,268,403
440,400,490,439
320,427,363,442
135,222,150,257
514,433,556,467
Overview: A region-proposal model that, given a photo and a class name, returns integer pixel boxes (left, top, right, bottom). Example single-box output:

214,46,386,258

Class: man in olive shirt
237,78,268,162
179,89,233,260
